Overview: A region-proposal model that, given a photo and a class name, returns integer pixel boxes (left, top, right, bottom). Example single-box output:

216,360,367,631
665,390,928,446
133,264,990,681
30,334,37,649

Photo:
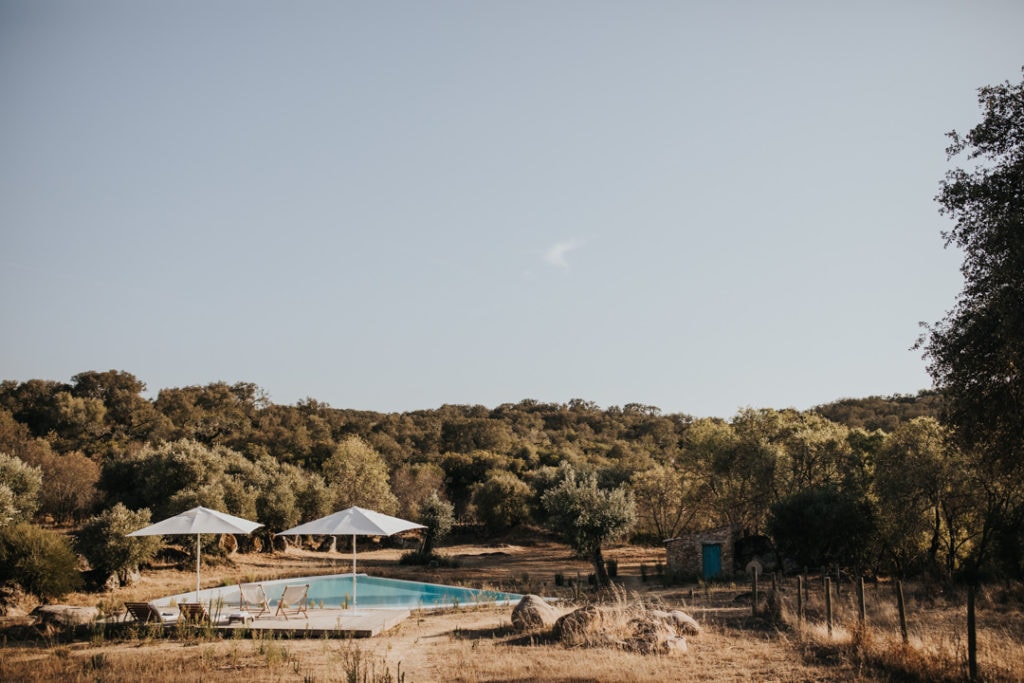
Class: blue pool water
163,573,522,611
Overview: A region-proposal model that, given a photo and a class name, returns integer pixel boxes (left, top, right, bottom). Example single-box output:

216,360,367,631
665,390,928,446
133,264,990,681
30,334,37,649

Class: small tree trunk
928,505,941,570
591,546,610,587
419,533,435,559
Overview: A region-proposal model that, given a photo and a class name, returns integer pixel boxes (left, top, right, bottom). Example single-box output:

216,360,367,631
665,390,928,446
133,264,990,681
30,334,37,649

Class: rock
0,585,31,617
122,566,142,586
666,636,688,653
102,573,121,591
554,605,604,645
32,605,100,627
650,608,701,635
623,615,678,654
511,595,559,632
218,533,238,554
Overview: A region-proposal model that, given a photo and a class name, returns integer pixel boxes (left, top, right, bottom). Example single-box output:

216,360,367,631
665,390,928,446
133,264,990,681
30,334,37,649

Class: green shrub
0,523,82,599
470,471,532,533
417,492,454,558
76,504,162,583
0,452,43,524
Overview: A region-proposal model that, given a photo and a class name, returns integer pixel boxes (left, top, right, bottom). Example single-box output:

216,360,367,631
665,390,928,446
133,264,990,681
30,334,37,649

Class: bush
417,492,454,558
471,471,532,533
0,523,82,600
398,550,459,568
0,452,43,523
76,504,162,583
768,486,875,569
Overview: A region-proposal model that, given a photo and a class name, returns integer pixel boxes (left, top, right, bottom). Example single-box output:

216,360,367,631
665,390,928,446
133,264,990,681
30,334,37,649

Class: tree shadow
451,624,560,646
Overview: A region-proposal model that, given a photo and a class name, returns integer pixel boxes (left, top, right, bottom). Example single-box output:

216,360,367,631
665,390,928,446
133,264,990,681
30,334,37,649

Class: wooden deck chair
124,601,177,624
178,602,212,624
274,584,309,620
238,583,271,618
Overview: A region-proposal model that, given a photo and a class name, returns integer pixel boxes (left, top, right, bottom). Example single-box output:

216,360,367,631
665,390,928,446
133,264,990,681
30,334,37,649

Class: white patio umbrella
128,506,263,602
276,506,425,614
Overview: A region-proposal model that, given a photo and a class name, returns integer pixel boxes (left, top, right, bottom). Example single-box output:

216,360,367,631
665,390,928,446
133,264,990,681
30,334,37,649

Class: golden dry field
2,535,1022,682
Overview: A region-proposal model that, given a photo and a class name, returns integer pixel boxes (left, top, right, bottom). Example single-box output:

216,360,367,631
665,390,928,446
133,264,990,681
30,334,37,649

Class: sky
1,2,1022,419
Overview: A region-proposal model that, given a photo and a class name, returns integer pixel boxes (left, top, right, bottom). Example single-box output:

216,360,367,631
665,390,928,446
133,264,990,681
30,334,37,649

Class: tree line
5,371,1003,585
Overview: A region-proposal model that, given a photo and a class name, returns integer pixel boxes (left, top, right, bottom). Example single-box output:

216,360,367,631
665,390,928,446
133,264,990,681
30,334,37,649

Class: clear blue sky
2,2,1021,419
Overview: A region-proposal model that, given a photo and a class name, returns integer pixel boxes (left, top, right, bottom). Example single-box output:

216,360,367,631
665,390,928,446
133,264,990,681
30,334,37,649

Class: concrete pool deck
115,607,414,638
223,607,411,637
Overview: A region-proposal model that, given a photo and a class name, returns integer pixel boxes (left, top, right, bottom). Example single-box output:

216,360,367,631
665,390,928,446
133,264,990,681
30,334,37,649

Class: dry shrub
553,588,693,655
786,585,1024,683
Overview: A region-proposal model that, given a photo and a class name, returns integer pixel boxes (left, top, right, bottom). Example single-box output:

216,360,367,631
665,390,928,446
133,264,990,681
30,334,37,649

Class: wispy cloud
543,240,584,269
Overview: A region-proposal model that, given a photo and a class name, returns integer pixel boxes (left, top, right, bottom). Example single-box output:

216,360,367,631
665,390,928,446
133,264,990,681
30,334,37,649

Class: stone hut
664,525,736,580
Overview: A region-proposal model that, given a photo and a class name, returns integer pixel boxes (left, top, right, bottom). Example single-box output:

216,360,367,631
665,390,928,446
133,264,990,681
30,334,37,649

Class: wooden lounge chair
274,584,309,620
178,602,212,624
124,601,177,624
238,583,271,618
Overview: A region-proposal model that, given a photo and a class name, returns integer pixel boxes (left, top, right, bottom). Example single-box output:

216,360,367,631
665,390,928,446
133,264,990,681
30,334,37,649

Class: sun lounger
238,583,271,618
178,602,212,624
124,601,177,624
274,584,309,620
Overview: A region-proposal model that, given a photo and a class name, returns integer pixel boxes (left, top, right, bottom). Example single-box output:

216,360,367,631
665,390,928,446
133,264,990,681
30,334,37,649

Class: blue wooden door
702,543,722,579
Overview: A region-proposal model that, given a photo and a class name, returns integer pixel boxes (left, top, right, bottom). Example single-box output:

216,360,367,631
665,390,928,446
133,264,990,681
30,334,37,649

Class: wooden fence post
797,575,804,624
857,577,866,624
752,567,759,618
896,580,908,644
967,584,977,681
825,576,833,636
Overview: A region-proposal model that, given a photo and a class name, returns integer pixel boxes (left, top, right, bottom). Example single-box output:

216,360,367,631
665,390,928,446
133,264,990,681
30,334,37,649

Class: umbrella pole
196,533,201,603
352,533,358,614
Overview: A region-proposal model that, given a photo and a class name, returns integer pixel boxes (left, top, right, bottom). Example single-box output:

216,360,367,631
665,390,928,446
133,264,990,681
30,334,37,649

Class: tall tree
874,418,956,575
541,465,635,587
0,453,42,524
630,463,700,541
917,68,1024,574
321,436,399,515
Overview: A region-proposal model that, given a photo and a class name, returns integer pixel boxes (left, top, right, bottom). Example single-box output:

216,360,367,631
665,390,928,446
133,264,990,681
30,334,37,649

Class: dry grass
774,576,1024,683
2,541,1023,682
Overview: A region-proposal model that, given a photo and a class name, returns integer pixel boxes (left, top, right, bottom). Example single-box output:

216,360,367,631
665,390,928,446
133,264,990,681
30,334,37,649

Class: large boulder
624,615,686,655
0,585,31,617
218,533,238,554
554,605,605,646
650,608,701,635
32,605,100,627
511,595,559,632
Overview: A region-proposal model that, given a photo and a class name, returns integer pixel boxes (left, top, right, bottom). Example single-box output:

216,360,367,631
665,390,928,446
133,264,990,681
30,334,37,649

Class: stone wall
664,525,736,579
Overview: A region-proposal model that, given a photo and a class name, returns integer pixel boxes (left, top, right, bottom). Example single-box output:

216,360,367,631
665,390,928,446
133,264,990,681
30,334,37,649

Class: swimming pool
159,573,522,611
